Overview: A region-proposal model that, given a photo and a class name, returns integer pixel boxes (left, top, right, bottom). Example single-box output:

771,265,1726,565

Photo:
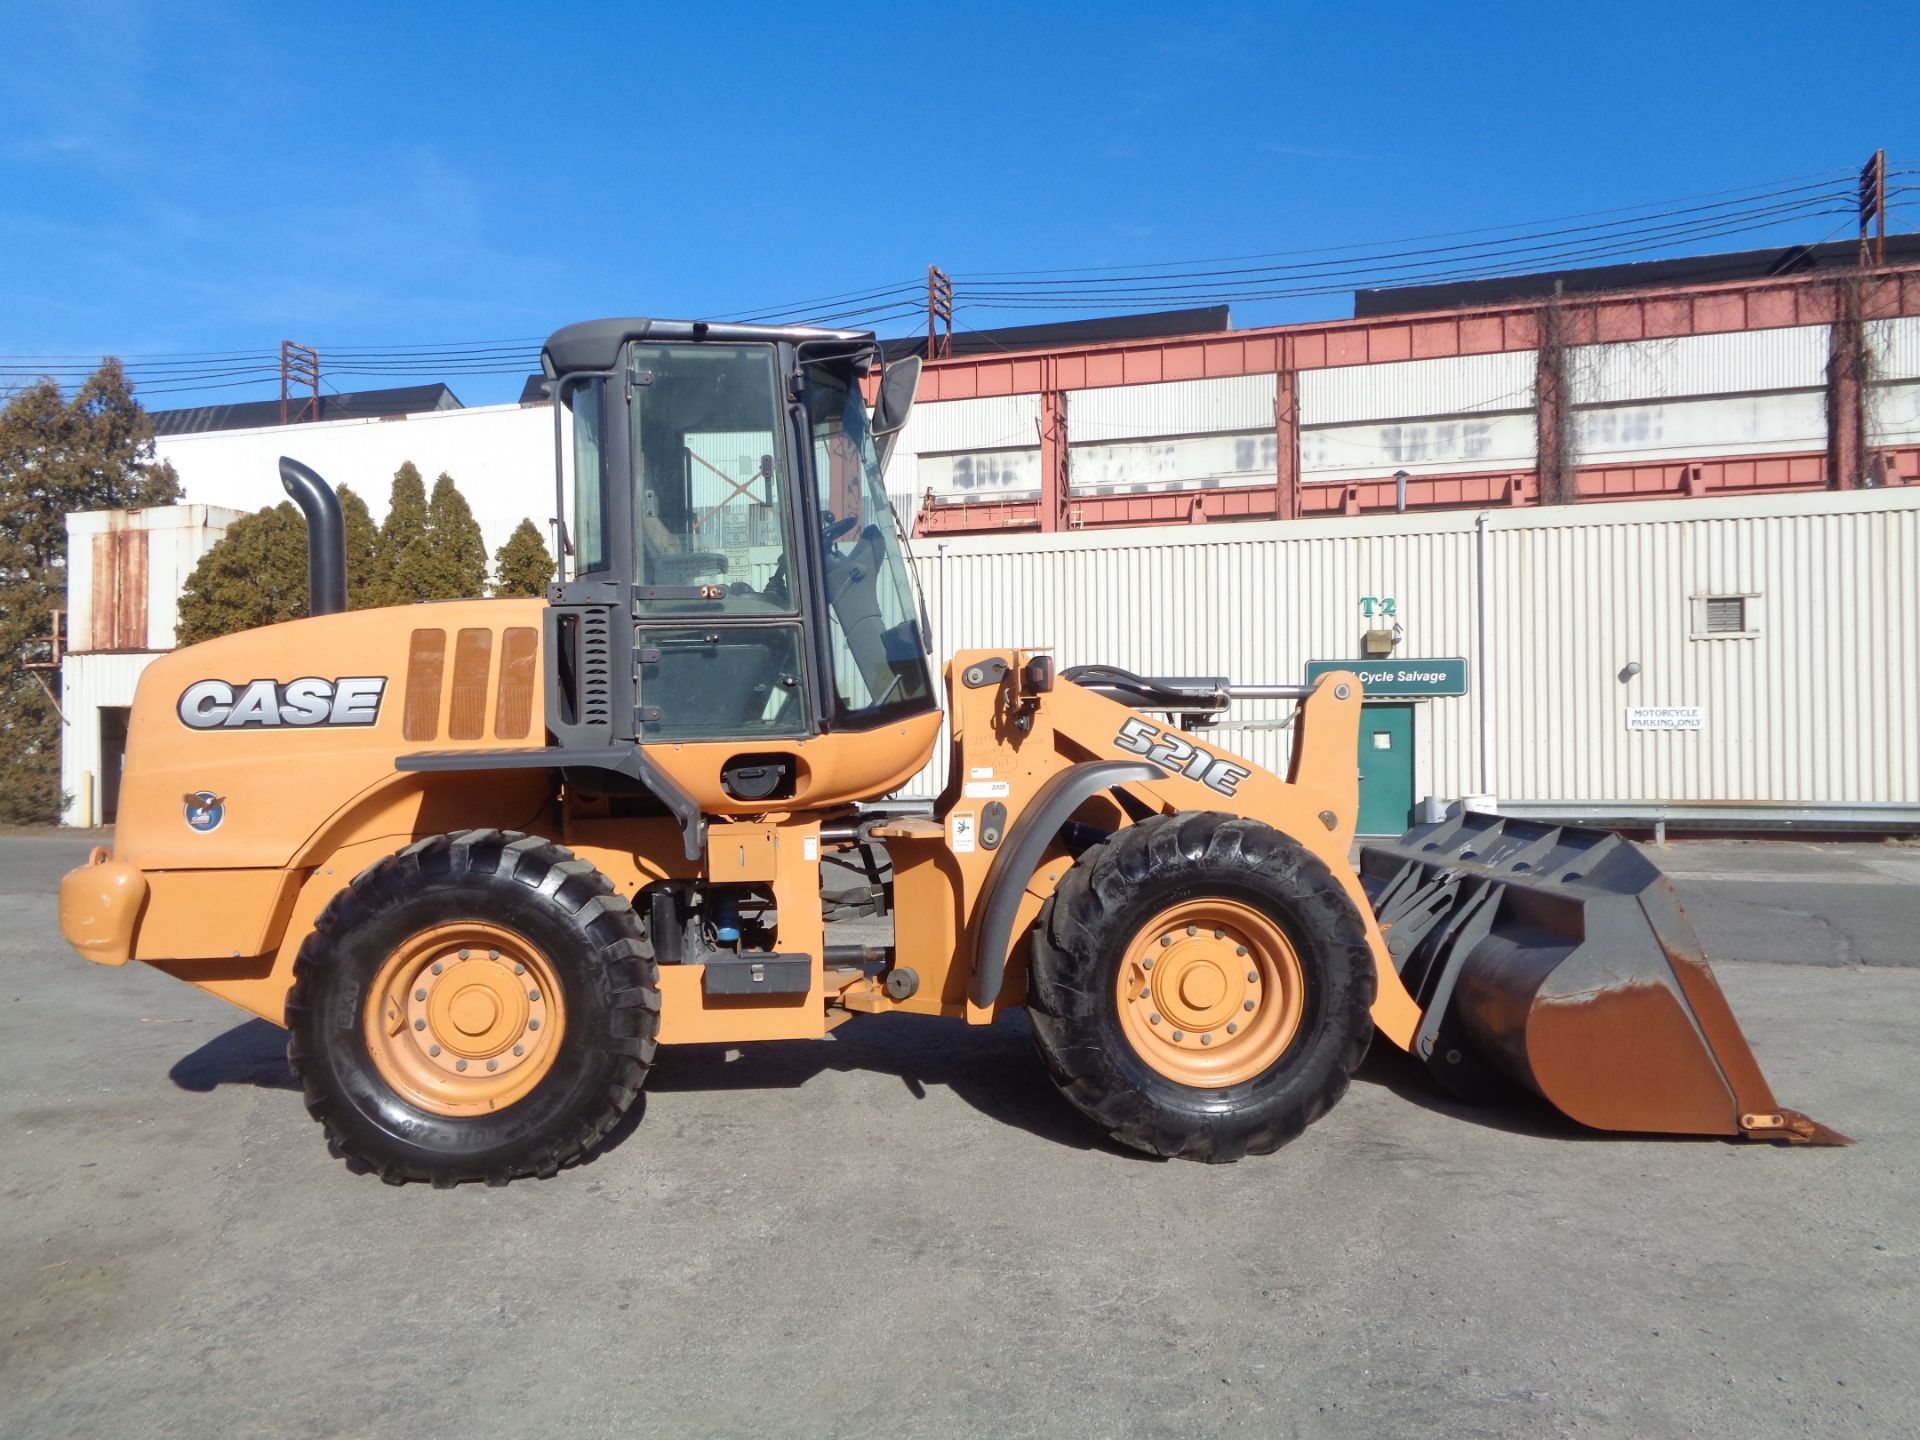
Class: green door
1356,704,1416,837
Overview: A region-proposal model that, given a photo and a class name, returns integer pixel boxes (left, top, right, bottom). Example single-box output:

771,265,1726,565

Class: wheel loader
58,316,1843,1184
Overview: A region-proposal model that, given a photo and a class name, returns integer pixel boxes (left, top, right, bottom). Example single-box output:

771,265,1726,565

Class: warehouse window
1691,593,1760,640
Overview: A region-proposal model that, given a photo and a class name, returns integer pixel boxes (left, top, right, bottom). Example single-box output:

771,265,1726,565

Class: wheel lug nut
513,962,525,975
413,1019,426,1031
1235,946,1247,957
1186,925,1197,937
1159,936,1172,948
429,1045,441,1057
1214,929,1225,940
414,988,427,1001
1142,957,1154,970
513,1044,525,1056
528,1019,540,1031
431,963,443,974
1244,1000,1255,1012
1171,1030,1184,1041
1227,1022,1239,1034
528,988,541,1001
487,1059,498,1071
1247,971,1258,983
490,950,501,960
456,1059,468,1071
458,950,470,959
1201,1034,1212,1045
1149,1012,1161,1024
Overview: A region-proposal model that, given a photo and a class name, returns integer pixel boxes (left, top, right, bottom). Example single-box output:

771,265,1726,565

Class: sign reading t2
1359,596,1397,618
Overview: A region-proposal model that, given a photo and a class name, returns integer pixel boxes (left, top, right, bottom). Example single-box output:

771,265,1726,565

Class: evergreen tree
0,361,180,822
492,518,555,597
174,503,311,646
369,461,430,606
337,482,378,607
424,471,489,599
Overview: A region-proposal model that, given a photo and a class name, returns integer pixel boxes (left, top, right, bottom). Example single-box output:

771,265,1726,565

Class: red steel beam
913,264,1920,405
911,446,1917,536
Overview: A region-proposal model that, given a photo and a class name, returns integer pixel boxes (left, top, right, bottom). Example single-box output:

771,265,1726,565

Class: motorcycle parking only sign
1625,706,1706,731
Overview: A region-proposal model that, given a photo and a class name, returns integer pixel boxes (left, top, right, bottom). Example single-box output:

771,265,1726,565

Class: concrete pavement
3,833,1916,1439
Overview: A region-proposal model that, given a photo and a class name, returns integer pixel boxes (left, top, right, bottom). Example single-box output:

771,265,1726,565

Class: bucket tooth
1360,813,1840,1142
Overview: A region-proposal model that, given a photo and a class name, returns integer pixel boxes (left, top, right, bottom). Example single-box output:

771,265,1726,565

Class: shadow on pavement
1349,1036,1723,1145
646,1009,1150,1160
170,1017,299,1092
167,1009,1144,1160
176,1011,1713,1157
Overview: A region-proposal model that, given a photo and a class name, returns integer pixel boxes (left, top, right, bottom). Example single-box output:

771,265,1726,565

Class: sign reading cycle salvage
1305,658,1468,697
1625,707,1707,731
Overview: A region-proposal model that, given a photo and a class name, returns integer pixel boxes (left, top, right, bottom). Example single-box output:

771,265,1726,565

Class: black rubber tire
1027,811,1375,1163
285,830,660,1186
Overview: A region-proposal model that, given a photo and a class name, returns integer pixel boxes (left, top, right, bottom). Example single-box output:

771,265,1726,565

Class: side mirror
872,355,921,476
872,354,922,437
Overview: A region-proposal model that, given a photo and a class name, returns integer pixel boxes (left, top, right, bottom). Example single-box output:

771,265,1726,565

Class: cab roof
540,317,875,378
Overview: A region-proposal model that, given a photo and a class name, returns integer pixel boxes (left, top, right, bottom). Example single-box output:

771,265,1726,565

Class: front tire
1027,812,1375,1162
285,830,660,1186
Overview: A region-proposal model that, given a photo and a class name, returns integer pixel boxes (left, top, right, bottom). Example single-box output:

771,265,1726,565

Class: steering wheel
823,511,859,545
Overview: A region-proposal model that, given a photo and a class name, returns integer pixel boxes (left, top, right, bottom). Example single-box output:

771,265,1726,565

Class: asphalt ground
2,833,1916,1439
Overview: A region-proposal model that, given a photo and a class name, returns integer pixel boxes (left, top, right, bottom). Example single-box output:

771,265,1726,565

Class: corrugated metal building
60,505,241,825
907,487,1920,828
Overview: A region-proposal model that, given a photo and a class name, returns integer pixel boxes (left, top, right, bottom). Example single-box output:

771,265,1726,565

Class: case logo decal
177,677,387,730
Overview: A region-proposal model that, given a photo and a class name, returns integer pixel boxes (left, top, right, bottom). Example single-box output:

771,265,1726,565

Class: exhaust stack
278,456,347,617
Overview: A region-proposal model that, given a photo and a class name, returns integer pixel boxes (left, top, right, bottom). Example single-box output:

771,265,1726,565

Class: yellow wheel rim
364,922,565,1117
1114,898,1306,1089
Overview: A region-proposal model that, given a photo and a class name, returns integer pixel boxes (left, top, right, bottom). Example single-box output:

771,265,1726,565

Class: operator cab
538,319,936,814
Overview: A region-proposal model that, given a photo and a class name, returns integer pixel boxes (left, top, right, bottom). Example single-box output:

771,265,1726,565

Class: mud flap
1359,813,1848,1145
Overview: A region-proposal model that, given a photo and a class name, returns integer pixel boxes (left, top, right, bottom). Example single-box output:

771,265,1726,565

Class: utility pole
280,341,321,425
1858,149,1886,267
925,266,954,361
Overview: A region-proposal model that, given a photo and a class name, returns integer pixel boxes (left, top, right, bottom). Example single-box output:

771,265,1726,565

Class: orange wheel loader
57,318,1844,1184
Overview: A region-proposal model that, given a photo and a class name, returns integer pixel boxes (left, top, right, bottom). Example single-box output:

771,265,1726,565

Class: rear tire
285,830,660,1186
1027,812,1375,1162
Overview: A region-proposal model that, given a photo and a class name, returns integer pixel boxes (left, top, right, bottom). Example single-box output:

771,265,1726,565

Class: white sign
1625,707,1706,732
950,813,977,854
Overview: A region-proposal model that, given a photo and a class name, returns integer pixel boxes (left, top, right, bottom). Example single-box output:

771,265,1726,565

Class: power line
3,162,1910,403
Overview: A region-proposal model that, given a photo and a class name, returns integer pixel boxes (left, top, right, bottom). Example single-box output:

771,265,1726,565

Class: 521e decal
1112,716,1251,796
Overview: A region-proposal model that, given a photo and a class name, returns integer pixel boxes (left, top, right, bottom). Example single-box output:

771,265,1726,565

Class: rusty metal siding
903,489,1920,811
87,525,149,650
65,505,241,654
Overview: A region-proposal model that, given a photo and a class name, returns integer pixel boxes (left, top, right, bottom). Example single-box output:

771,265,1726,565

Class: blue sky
2,1,1914,410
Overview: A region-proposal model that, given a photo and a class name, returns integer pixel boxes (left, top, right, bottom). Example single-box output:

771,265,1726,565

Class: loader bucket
1359,813,1846,1144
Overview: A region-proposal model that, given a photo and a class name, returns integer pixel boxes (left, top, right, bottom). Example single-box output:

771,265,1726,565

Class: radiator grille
400,623,542,743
